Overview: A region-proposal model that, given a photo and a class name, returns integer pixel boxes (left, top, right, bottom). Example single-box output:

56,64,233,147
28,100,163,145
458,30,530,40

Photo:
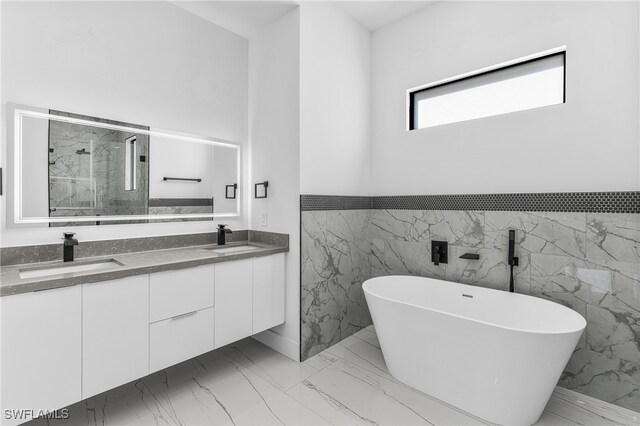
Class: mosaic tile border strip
300,195,373,211
301,192,639,213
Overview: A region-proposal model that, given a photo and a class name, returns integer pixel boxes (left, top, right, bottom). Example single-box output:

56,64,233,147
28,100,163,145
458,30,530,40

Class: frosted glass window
410,52,565,129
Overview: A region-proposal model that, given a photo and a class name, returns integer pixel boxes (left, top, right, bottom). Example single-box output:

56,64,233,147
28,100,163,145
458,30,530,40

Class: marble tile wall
300,208,640,411
301,210,372,361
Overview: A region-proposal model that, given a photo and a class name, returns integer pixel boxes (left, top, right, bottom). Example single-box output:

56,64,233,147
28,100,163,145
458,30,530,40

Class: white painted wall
0,1,249,247
248,8,301,360
299,3,372,195
371,1,640,195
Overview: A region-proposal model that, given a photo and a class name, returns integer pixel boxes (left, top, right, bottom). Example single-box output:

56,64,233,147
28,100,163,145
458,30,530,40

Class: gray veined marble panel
368,209,437,242
382,239,446,279
429,211,485,247
583,259,639,365
586,213,640,263
301,211,327,254
530,254,592,318
485,211,587,258
301,210,373,361
446,246,531,293
531,255,639,364
301,237,372,361
531,254,640,411
370,238,388,278
325,210,369,246
560,348,640,412
586,304,639,365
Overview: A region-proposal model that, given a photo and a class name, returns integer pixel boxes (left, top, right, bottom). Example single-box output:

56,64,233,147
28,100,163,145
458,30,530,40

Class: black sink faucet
217,224,232,246
63,232,78,262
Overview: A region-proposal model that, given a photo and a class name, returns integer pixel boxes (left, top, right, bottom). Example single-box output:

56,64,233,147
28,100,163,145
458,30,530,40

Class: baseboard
252,329,299,361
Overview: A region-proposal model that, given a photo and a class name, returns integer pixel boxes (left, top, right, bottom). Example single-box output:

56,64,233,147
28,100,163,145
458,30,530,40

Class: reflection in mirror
14,106,240,225
47,111,150,226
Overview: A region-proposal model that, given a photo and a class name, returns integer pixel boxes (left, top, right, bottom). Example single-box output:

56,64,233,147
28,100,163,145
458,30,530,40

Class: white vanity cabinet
82,275,149,399
149,265,215,372
214,258,253,348
252,253,285,333
1,286,82,426
1,251,285,424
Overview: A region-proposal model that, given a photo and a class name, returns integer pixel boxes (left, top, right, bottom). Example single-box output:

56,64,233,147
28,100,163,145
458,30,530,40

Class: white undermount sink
19,259,122,279
209,245,262,254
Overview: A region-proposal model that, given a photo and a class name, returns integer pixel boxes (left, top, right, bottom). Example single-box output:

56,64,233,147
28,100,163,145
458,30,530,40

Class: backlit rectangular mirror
11,105,241,225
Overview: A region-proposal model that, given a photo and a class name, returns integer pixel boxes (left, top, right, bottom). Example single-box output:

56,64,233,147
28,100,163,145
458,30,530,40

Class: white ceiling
334,1,434,32
170,1,298,39
171,1,435,39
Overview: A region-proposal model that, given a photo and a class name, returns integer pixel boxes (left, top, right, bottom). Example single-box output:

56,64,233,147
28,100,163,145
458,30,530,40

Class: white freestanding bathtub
363,275,586,426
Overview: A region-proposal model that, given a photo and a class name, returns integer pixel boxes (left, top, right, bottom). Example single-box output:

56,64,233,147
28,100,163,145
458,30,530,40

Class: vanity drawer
149,307,214,373
149,264,215,323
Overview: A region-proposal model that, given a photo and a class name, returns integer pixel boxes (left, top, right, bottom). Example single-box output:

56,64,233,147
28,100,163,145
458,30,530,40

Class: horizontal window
409,51,565,130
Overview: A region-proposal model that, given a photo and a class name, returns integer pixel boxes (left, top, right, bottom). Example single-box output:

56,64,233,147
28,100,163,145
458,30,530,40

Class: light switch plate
260,212,267,227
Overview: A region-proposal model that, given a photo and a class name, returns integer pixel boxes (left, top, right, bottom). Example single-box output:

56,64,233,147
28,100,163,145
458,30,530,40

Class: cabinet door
82,275,149,399
214,258,252,348
1,286,82,425
253,253,285,333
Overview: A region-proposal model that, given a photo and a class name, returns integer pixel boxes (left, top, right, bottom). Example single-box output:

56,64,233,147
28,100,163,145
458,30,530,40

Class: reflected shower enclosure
47,111,150,225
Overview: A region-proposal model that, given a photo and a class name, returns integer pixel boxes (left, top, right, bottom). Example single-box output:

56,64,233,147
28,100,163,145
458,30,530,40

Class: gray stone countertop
0,241,288,297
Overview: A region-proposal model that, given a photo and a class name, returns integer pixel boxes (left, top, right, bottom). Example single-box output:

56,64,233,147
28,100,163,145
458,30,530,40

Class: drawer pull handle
170,311,198,320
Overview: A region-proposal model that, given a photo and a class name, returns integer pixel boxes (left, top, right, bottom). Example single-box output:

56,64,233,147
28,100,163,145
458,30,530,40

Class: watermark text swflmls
4,408,70,421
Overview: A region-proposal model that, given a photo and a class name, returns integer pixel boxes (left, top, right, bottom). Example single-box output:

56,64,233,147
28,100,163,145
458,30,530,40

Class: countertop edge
1,243,288,297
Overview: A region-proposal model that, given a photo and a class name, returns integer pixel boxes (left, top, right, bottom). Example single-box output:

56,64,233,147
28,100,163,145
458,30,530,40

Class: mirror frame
12,107,242,224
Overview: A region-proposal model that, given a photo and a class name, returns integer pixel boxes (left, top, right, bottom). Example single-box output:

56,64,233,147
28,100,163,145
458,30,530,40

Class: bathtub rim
363,275,587,335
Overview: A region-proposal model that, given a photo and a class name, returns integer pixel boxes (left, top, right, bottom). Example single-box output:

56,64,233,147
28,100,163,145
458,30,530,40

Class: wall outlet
260,211,268,227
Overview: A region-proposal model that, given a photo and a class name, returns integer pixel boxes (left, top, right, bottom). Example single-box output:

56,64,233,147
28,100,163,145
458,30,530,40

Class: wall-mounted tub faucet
431,241,448,265
63,232,78,262
508,230,519,292
217,224,232,246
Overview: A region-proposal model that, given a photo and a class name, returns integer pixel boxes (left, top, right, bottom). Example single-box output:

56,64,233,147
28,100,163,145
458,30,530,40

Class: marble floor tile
302,349,341,371
220,338,320,391
28,326,639,426
548,387,639,426
287,360,485,426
